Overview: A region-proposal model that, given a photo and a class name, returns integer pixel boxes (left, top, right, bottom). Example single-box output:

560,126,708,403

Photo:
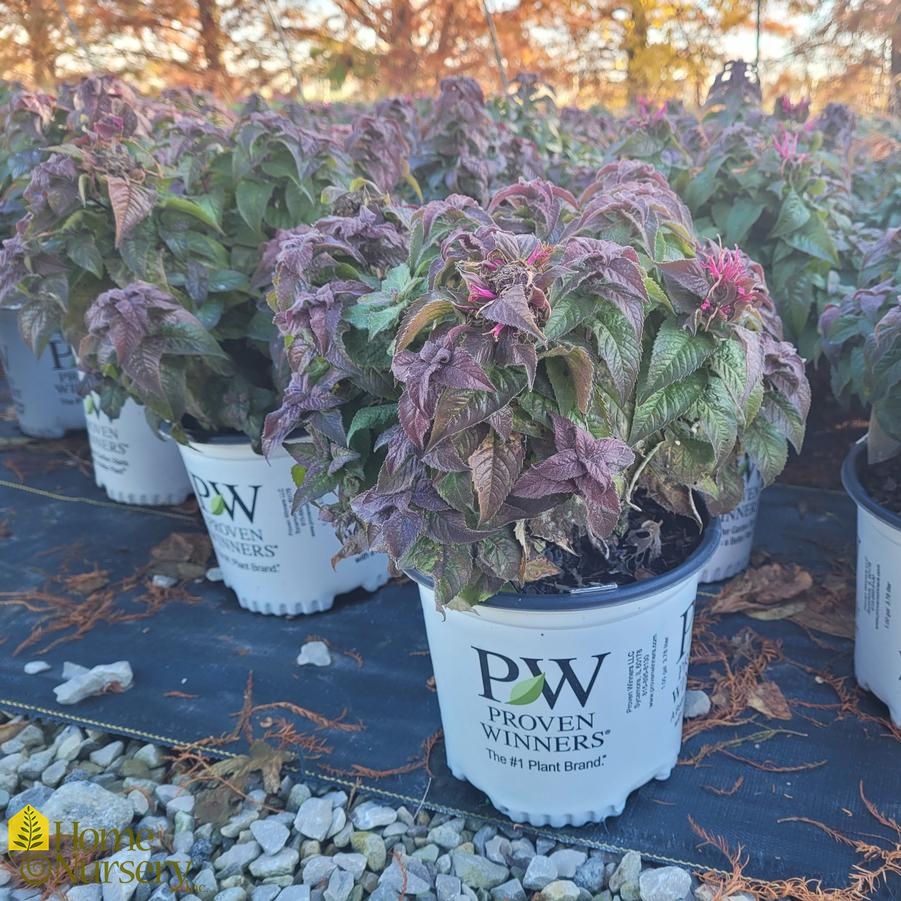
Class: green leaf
546,356,577,416
544,292,598,340
210,494,226,516
395,296,455,351
724,199,765,245
742,415,787,484
344,300,406,337
783,217,839,265
630,372,704,443
236,180,275,236
66,234,104,279
346,404,398,447
593,303,642,402
694,377,739,460
640,320,715,400
684,157,724,209
508,673,546,706
770,191,810,239
477,535,521,582
160,195,224,232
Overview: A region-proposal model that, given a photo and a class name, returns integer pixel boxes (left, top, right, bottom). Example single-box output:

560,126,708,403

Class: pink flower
773,128,810,167
696,244,767,327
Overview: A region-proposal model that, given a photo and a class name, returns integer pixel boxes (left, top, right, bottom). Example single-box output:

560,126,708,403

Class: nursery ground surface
1,420,901,897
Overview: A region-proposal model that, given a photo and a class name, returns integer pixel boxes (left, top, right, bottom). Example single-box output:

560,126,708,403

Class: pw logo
474,647,611,709
9,805,49,851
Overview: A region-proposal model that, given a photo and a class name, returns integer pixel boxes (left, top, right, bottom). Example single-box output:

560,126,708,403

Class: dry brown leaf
150,533,212,580
747,600,808,621
64,568,110,595
790,609,855,639
711,563,813,615
747,681,792,720
0,720,27,744
151,532,212,564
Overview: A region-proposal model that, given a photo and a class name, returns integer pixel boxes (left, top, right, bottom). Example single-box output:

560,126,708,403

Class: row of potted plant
0,72,897,827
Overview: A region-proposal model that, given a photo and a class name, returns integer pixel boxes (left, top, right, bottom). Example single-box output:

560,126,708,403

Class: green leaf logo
10,804,48,851
210,494,226,516
507,673,545,706
85,395,96,415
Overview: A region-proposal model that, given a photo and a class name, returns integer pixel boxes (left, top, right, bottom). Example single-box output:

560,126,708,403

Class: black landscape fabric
1,427,901,897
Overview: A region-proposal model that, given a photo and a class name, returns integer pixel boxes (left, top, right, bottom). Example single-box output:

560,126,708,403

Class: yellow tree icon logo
9,805,49,852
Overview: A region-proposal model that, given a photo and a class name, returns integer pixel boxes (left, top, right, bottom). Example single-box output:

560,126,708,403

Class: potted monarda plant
0,90,84,438
267,167,809,825
821,228,901,725
2,79,195,502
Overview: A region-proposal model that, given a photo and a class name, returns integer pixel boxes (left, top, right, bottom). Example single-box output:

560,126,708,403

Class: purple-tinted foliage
344,112,412,194
80,281,230,424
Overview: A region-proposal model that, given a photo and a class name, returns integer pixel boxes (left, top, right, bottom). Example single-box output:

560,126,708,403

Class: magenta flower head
775,95,811,123
773,127,809,168
446,227,558,343
659,241,777,334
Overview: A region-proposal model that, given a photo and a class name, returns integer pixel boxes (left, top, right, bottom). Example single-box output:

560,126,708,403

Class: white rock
23,662,51,675
100,846,152,901
683,690,711,719
133,744,165,769
151,574,178,589
638,866,692,901
205,567,224,582
296,642,331,667
54,661,134,705
90,741,125,768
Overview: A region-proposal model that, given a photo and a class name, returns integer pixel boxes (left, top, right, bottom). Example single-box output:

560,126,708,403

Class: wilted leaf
747,681,791,720
710,563,813,614
747,600,808,621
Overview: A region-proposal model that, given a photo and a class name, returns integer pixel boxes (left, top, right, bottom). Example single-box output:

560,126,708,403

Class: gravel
0,712,708,901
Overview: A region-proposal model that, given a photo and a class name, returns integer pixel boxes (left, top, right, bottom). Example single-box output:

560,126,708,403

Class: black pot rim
407,510,722,612
841,440,901,532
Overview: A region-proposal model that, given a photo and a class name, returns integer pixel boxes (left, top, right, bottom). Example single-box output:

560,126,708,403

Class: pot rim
407,508,721,612
842,439,901,532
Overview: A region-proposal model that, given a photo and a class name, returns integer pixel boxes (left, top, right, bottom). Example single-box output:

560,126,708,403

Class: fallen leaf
748,681,792,720
151,532,212,563
711,563,813,615
150,532,212,580
790,609,855,639
0,720,27,744
747,600,808,621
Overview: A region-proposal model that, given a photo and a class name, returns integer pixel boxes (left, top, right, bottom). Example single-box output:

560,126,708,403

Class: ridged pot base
412,518,719,825
177,438,389,617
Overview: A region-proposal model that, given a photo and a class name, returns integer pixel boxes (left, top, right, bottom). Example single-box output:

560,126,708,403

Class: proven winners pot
177,438,389,616
699,460,763,583
84,393,192,506
0,308,84,438
411,518,720,827
843,441,901,726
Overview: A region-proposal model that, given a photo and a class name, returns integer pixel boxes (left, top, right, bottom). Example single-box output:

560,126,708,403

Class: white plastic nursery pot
842,441,901,726
0,309,85,438
411,518,721,827
84,394,192,506
176,438,389,616
699,461,763,583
